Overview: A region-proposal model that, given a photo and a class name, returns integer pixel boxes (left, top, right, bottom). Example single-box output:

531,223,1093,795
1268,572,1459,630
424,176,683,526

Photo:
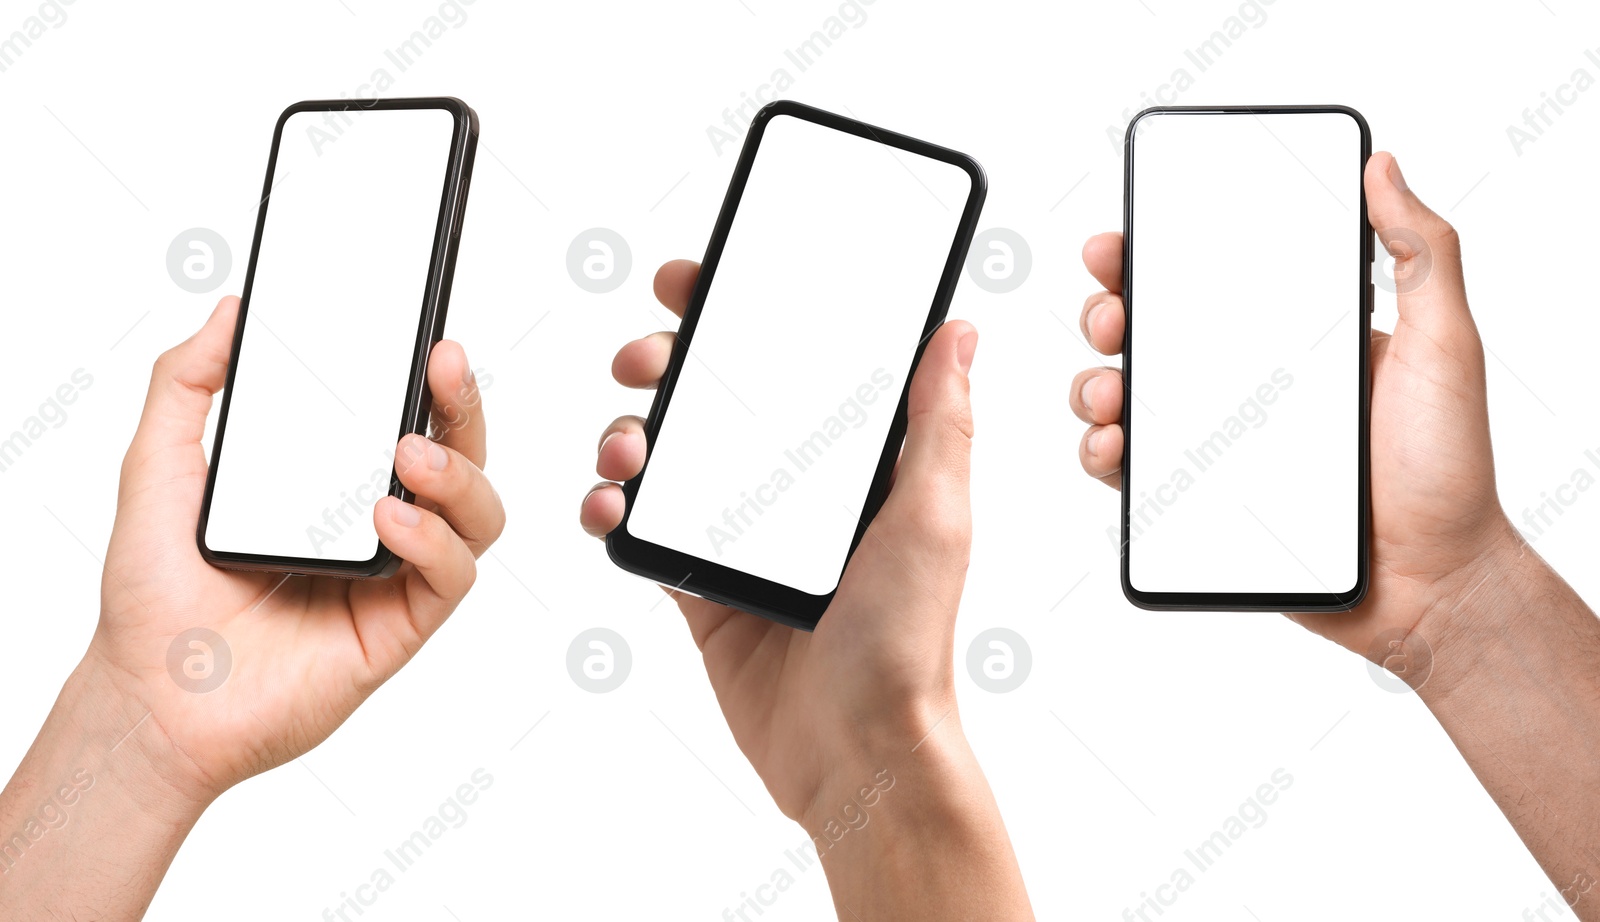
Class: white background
1128,111,1361,595
629,112,973,595
206,106,456,563
0,1,1596,919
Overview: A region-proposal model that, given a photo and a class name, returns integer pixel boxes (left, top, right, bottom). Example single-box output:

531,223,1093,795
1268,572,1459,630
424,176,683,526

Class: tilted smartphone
197,97,478,578
607,101,985,630
1121,105,1371,611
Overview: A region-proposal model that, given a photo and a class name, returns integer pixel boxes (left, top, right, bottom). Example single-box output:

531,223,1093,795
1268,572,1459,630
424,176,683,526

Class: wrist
0,656,212,915
1411,513,1585,706
67,649,221,817
798,685,962,832
798,703,972,838
797,706,1033,920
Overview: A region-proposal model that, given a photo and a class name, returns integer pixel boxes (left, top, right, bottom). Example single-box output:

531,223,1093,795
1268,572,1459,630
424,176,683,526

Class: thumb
1364,152,1477,346
121,296,238,491
883,320,977,518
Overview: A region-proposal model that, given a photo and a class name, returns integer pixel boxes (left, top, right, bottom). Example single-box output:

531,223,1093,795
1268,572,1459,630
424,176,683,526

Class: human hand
581,261,1031,919
87,296,506,802
1072,152,1513,665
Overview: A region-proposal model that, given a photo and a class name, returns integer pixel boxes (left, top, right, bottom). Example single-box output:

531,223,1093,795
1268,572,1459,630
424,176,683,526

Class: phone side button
1369,280,1375,312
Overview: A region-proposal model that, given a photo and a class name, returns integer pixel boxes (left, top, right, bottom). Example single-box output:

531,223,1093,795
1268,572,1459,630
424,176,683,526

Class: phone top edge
751,99,987,192
1125,104,1370,146
278,96,476,115
272,97,476,144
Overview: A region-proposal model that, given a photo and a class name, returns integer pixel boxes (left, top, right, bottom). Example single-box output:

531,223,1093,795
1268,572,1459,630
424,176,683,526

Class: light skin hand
1073,152,1600,916
0,297,505,920
582,261,1034,922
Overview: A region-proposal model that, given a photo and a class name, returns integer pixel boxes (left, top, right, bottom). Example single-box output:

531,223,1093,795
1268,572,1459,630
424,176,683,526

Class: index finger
653,259,700,319
1082,232,1123,294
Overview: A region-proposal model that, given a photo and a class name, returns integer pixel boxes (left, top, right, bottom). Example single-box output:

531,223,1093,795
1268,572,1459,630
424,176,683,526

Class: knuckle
927,512,973,560
899,500,970,558
1431,219,1461,255
1394,214,1457,257
949,395,975,442
151,347,187,390
907,399,974,446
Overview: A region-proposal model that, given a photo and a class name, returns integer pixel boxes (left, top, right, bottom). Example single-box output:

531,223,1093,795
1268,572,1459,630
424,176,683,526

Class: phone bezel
1120,104,1372,612
605,99,987,631
196,96,479,579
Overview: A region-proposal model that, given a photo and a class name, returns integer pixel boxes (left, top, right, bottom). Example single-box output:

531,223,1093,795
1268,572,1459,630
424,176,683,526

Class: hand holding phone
1075,149,1507,648
0,299,504,920
58,98,505,811
582,263,1032,919
82,299,505,807
604,101,985,629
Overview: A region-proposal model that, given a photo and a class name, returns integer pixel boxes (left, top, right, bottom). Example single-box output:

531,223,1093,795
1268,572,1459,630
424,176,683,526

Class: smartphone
197,97,478,578
606,101,985,630
1120,105,1371,611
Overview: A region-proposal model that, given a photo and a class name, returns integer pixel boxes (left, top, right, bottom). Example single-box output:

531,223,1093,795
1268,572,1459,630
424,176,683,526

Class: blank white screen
628,113,974,595
205,107,455,563
1128,111,1361,596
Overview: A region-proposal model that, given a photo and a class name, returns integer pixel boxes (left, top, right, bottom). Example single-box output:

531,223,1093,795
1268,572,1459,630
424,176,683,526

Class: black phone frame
197,96,479,579
606,99,987,631
1120,105,1372,612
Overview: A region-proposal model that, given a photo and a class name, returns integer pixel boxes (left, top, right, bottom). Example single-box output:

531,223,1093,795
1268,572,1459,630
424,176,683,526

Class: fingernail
1087,429,1103,456
1080,377,1096,415
957,332,979,374
1085,301,1103,338
390,499,422,527
1387,155,1408,193
599,431,621,457
462,361,476,388
428,441,448,471
399,434,429,471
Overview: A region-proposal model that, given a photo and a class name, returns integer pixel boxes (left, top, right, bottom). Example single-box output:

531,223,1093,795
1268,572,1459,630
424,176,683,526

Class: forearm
0,657,210,920
803,713,1033,922
1418,524,1600,918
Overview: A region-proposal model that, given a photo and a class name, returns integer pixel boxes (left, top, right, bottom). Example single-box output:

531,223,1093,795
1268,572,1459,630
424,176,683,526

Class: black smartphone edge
606,99,987,631
196,96,479,579
1118,104,1372,613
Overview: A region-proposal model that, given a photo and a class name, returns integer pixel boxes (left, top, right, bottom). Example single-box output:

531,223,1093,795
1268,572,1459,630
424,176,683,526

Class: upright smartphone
607,101,985,630
1121,106,1371,611
197,97,478,578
